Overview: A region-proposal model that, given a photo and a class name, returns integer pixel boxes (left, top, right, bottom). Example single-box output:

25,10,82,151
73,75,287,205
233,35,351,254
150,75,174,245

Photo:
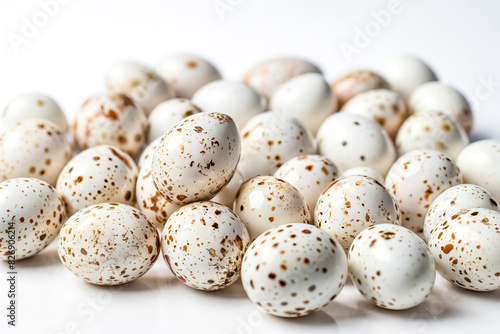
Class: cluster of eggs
1,53,500,318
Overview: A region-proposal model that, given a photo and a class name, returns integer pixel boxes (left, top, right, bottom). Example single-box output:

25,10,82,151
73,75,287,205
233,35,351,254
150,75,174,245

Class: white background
1,0,500,333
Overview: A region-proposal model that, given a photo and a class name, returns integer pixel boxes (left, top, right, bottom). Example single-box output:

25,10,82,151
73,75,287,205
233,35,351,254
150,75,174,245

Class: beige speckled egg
152,112,240,205
395,110,469,160
1,178,65,260
147,98,201,143
1,93,68,133
56,145,138,216
233,176,311,241
0,119,72,185
428,208,500,291
238,111,316,180
241,223,347,318
73,93,147,156
243,57,322,103
385,149,462,234
274,155,341,213
157,54,222,99
315,175,401,252
332,70,389,108
342,166,384,184
58,203,160,285
106,60,174,115
341,88,407,139
162,201,250,291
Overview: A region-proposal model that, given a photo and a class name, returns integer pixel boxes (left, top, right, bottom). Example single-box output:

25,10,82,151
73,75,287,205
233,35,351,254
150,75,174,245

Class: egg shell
270,73,337,135
424,184,499,242
349,224,435,310
385,149,462,234
106,60,174,115
408,82,473,134
238,111,316,179
1,93,68,133
157,54,222,98
191,80,264,129
341,88,407,139
211,169,245,208
137,137,161,169
162,201,250,291
0,119,72,185
332,70,390,108
243,57,322,102
456,140,500,200
241,223,347,317
56,145,138,216
428,208,500,291
379,55,438,101
152,112,240,205
316,112,396,176
233,176,311,241
274,155,341,213
342,166,384,184
315,175,401,252
0,178,65,260
147,98,201,143
58,203,160,285
73,93,147,157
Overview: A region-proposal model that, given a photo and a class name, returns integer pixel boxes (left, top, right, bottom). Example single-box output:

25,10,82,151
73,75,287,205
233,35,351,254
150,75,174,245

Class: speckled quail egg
349,224,435,310
58,203,160,285
152,112,240,205
274,155,341,213
157,53,222,98
162,201,250,291
315,175,401,252
211,169,245,208
233,176,311,241
241,223,347,318
395,110,469,160
456,140,500,200
147,98,201,143
408,82,473,134
137,137,161,169
342,166,384,184
424,184,499,242
316,112,396,176
332,70,389,108
428,208,500,291
0,119,72,185
56,145,138,216
73,93,147,156
341,88,407,139
238,111,316,179
1,93,68,132
269,73,337,135
0,178,65,260
243,57,322,103
105,60,174,115
385,149,462,234
191,80,265,129
379,55,438,101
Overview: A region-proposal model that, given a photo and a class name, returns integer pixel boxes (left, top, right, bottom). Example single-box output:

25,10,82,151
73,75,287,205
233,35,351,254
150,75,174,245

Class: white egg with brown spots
56,145,138,216
211,169,245,208
424,184,499,242
152,112,240,205
0,119,72,185
137,137,161,169
315,175,401,252
233,176,311,241
342,166,384,184
241,223,347,317
274,155,341,213
332,70,389,108
58,203,160,285
162,201,250,291
0,178,65,260
428,208,500,291
349,224,435,310
385,149,462,234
